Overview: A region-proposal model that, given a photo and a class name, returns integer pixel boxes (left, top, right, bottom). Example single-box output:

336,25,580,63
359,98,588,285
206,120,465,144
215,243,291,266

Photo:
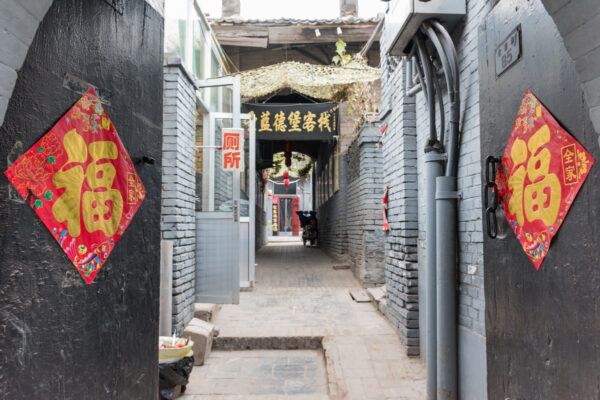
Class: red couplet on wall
495,89,594,269
382,185,390,231
4,88,146,284
292,197,300,236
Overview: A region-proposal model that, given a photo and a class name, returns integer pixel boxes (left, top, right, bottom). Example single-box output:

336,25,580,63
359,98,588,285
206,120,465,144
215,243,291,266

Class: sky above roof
197,0,387,19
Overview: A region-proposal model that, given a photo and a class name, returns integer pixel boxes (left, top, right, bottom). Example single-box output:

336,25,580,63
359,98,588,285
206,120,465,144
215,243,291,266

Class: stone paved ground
182,350,329,399
181,238,425,400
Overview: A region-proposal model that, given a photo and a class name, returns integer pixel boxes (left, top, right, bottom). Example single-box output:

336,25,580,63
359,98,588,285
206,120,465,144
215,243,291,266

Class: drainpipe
414,34,445,400
429,21,461,400
425,152,444,400
435,176,458,400
419,21,461,400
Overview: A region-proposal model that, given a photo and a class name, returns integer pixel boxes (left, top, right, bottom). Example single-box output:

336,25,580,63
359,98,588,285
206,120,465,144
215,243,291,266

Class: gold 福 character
508,125,561,227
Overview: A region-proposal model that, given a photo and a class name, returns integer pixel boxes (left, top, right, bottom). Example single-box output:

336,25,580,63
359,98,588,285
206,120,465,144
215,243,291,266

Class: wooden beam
217,36,268,48
210,23,380,45
268,25,377,44
212,25,269,36
212,25,269,48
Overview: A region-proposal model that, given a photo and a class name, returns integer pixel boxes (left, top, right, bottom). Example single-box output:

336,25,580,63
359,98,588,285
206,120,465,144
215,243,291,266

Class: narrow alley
2,0,600,399
181,238,425,399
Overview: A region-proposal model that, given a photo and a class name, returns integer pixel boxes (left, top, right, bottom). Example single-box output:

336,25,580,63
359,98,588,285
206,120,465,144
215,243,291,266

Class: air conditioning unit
385,0,466,56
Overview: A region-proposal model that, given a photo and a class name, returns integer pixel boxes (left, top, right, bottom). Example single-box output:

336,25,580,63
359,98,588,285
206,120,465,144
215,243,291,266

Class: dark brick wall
317,124,386,286
317,154,348,256
162,61,197,333
378,50,420,356
345,124,386,285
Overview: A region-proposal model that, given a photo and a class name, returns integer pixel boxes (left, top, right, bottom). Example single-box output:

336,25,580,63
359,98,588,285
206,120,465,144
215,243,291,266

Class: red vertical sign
222,128,244,171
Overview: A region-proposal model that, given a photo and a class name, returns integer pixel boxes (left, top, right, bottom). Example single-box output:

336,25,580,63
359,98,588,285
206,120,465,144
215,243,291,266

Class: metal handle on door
485,156,501,239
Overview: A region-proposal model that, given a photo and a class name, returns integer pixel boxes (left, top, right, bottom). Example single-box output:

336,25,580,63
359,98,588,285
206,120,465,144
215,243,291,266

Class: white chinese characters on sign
222,128,244,172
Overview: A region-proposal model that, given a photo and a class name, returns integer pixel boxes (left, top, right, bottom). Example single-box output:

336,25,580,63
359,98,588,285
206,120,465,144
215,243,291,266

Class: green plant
332,39,352,66
331,40,380,136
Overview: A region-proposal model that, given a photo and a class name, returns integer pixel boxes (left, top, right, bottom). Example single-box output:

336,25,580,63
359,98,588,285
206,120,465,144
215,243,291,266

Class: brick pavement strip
181,240,425,400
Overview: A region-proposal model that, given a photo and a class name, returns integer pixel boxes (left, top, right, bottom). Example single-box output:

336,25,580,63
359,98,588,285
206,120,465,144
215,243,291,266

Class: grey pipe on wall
411,20,462,400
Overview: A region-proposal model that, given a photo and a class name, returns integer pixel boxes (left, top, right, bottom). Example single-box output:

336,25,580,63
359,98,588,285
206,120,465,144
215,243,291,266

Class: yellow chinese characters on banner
4,88,146,284
496,90,594,269
242,103,338,139
256,109,332,133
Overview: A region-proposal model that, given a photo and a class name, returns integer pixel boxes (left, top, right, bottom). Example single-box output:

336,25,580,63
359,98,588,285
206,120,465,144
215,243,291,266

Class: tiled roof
208,15,380,26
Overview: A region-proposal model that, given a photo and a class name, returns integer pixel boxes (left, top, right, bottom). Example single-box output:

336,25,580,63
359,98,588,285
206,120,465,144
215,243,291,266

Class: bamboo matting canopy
228,61,381,100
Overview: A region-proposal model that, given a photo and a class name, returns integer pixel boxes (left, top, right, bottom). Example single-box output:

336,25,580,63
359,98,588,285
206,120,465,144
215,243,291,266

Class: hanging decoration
495,90,594,269
382,185,389,231
4,88,146,284
230,61,381,100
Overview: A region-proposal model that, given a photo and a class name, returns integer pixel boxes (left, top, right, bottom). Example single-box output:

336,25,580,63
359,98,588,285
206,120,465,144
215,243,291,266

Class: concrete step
366,286,388,316
366,285,386,304
193,303,221,322
213,335,323,351
348,288,371,303
183,318,219,366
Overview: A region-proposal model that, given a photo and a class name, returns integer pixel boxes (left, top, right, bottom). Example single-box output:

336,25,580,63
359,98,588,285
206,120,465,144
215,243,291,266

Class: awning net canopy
228,61,381,100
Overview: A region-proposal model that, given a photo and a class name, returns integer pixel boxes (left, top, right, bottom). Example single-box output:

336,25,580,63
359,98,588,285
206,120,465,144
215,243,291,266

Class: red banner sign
5,88,146,284
222,128,244,171
496,90,594,269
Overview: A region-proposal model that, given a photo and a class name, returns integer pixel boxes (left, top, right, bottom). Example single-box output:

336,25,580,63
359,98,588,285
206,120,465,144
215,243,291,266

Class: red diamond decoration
495,89,594,269
5,88,146,284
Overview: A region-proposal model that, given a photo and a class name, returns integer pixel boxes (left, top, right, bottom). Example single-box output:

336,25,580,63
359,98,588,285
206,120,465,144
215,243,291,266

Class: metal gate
194,77,256,304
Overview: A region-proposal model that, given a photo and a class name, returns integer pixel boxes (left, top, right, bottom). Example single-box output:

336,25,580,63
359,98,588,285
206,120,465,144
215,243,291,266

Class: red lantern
283,171,289,179
284,179,290,186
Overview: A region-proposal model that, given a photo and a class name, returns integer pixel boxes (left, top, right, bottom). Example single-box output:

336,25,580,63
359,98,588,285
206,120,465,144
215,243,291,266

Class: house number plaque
496,26,521,76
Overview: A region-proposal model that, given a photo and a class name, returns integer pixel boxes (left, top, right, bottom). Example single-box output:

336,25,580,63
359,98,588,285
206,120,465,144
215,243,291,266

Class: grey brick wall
318,125,386,288
162,61,197,333
316,102,357,257
317,155,348,256
345,124,386,285
379,32,420,355
378,0,492,361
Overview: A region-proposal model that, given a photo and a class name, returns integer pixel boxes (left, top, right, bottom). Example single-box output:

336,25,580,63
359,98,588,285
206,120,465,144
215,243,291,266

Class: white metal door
194,77,242,304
